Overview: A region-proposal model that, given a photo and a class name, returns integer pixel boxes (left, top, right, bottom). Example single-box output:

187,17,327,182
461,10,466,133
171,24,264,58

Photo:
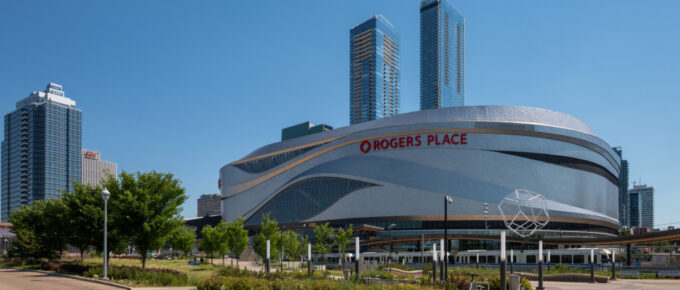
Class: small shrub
84,265,189,286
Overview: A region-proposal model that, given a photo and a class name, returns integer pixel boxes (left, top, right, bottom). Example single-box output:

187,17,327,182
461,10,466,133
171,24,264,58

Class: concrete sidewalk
530,279,680,289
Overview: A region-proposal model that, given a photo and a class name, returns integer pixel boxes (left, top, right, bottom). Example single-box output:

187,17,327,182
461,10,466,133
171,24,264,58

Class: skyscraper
350,15,400,125
1,83,82,221
420,0,465,110
197,193,221,217
628,185,654,229
81,150,117,187
613,147,629,227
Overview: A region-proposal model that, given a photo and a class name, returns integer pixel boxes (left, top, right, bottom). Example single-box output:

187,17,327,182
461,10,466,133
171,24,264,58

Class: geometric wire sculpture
498,189,550,238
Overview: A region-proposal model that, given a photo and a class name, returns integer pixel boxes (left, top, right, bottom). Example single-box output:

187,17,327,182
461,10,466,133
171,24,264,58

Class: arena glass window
246,177,375,225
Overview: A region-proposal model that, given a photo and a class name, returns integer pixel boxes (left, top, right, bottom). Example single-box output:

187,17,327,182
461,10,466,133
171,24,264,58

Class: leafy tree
333,225,353,267
216,221,230,265
282,230,300,267
313,222,332,264
253,213,280,265
62,183,106,261
199,225,221,263
300,234,311,268
226,217,249,268
103,171,187,269
8,199,69,260
168,225,196,257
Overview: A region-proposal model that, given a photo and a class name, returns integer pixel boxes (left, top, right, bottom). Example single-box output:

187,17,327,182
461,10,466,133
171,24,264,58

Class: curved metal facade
220,106,620,235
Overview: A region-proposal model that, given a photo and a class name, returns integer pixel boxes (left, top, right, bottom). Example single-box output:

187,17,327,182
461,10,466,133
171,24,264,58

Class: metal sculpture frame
498,189,550,238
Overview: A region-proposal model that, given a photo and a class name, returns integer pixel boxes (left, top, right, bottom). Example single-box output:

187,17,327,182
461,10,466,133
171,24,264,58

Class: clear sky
1,0,679,225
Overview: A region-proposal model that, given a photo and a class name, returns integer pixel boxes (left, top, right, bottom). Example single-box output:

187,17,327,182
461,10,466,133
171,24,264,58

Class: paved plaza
531,279,680,290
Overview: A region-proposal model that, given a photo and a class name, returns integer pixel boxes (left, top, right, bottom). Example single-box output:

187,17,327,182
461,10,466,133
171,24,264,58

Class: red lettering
373,140,381,151
461,133,468,144
451,133,459,144
381,139,389,149
360,140,371,153
398,137,405,148
406,136,414,147
442,134,450,145
415,135,422,146
390,138,398,148
435,134,441,145
427,135,435,145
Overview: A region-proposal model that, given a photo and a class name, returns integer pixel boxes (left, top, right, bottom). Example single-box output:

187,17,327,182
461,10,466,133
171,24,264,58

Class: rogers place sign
359,133,468,153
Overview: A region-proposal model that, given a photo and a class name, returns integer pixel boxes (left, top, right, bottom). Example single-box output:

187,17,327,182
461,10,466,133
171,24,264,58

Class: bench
618,270,640,276
657,270,680,278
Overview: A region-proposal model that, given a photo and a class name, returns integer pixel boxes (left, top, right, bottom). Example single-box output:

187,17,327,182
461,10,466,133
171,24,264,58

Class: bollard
537,240,544,290
500,231,507,290
510,249,514,274
307,243,312,276
355,237,360,279
590,249,595,283
611,251,617,281
432,243,438,282
266,240,271,274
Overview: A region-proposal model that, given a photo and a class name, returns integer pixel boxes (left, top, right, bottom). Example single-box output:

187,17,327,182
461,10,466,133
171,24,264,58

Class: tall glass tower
628,185,654,229
420,0,465,110
1,83,82,221
350,15,400,125
613,147,629,227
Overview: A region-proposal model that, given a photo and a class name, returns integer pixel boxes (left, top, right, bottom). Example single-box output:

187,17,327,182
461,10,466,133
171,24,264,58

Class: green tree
300,234,311,268
168,225,196,257
282,230,300,267
253,213,280,266
8,199,69,260
313,222,332,265
62,182,106,261
103,171,187,269
216,221,230,265
333,225,353,267
199,225,221,263
226,217,249,268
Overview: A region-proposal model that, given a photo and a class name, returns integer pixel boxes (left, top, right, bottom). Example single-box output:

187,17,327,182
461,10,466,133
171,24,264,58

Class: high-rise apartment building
628,185,654,229
613,147,629,227
420,0,465,109
350,15,400,125
2,83,82,221
197,194,221,217
81,150,117,187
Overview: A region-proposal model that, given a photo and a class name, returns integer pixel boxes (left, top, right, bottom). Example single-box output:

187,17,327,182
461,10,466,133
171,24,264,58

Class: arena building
219,106,620,241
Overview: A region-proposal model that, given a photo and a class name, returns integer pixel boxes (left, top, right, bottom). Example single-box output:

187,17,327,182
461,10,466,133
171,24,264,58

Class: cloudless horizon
1,1,679,226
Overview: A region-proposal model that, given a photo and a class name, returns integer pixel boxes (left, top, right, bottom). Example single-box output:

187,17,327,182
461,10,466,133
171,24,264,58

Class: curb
0,265,131,289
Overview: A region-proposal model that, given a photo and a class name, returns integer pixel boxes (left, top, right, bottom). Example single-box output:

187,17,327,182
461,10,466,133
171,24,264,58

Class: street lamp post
388,223,396,273
100,188,111,280
444,196,452,282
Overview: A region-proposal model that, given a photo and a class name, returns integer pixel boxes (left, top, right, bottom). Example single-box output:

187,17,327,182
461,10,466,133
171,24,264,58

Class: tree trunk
142,252,147,270
222,254,225,266
80,249,84,262
236,255,239,268
231,254,233,267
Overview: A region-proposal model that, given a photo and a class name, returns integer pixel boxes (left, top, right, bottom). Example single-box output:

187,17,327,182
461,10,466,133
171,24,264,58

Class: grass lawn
83,257,218,284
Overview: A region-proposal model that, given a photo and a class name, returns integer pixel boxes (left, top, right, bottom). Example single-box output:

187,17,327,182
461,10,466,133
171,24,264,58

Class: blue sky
1,0,679,225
